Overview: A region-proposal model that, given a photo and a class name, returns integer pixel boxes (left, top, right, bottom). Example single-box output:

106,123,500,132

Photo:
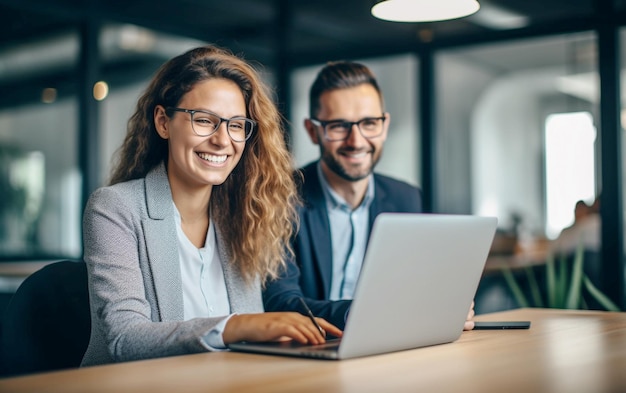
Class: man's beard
320,144,381,182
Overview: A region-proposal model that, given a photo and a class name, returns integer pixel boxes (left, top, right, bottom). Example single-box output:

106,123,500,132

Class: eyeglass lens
324,117,384,141
190,111,254,141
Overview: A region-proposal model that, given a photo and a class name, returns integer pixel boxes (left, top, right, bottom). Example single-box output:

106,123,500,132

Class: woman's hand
223,312,343,345
463,300,475,331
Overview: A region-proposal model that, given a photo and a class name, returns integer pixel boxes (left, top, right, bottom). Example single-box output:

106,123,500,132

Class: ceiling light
371,0,480,22
41,88,57,104
93,81,109,101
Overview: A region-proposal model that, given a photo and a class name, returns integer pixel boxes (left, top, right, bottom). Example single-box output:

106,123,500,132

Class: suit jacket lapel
143,163,184,321
368,175,391,242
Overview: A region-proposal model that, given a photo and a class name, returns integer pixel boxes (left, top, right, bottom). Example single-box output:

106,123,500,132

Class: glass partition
619,27,626,305
436,32,600,312
0,32,81,259
97,24,207,185
0,25,209,261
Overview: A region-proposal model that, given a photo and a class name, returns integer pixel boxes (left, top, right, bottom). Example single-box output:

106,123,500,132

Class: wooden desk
1,308,625,393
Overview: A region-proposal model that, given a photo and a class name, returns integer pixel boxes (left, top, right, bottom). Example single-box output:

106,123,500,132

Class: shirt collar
316,161,374,212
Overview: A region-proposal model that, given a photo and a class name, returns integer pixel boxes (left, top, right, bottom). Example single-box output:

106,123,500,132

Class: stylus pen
298,297,326,337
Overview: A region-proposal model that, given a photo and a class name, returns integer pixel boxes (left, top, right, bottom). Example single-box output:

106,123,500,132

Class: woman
81,45,341,366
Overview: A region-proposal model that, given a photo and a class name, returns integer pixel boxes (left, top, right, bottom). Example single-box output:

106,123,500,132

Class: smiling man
263,61,433,330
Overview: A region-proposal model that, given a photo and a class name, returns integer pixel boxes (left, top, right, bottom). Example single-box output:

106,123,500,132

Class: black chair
0,260,91,377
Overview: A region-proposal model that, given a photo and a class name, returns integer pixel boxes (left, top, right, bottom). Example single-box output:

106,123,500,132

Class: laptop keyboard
304,340,341,350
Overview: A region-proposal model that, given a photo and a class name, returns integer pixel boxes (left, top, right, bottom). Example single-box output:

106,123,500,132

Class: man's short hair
309,61,383,118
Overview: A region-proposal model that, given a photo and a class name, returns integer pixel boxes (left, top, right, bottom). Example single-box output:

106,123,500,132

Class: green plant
500,242,621,311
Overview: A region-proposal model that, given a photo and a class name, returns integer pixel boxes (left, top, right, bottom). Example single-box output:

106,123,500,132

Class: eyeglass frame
165,107,256,142
309,115,387,142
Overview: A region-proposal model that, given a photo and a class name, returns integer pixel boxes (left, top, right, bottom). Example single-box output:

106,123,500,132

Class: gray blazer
81,162,263,366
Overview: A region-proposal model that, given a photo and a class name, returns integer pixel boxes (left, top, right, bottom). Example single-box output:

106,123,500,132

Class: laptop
229,213,498,360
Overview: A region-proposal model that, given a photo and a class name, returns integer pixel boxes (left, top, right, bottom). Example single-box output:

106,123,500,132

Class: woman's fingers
223,312,342,345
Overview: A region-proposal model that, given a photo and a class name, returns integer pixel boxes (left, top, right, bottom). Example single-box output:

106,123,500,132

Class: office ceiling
0,0,623,107
0,0,603,62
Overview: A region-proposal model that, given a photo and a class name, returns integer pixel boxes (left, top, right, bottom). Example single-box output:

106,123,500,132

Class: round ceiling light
372,0,480,22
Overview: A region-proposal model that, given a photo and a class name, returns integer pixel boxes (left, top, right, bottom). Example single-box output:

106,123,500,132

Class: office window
544,111,597,238
0,24,248,262
0,32,81,259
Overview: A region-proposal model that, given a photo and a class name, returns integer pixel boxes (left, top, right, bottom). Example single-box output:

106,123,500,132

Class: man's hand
463,300,475,331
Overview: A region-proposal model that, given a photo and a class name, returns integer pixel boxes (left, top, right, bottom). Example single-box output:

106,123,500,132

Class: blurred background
1,0,625,312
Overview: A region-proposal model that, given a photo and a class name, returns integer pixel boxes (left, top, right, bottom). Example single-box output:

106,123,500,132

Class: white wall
471,69,567,233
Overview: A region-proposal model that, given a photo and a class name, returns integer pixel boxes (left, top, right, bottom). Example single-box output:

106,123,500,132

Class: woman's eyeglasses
166,107,256,142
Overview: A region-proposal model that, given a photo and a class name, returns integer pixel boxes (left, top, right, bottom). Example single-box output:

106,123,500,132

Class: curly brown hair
109,45,299,285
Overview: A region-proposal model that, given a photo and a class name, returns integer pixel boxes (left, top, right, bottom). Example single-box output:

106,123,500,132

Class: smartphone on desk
473,321,531,330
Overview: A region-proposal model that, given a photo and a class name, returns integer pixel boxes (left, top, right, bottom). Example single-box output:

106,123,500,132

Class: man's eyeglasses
166,107,256,142
310,116,386,142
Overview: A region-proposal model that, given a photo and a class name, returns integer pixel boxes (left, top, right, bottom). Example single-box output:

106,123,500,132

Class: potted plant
500,241,620,311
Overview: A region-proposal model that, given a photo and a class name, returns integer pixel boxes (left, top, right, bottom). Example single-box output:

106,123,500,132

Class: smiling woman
81,44,342,367
153,78,250,196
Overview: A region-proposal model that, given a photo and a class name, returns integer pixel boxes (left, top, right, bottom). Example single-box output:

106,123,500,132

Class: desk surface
1,308,625,393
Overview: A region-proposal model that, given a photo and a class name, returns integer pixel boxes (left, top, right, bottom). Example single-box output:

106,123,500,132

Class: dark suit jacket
263,161,423,329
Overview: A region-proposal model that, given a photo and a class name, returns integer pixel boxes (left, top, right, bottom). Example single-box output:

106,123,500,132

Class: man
263,61,474,330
